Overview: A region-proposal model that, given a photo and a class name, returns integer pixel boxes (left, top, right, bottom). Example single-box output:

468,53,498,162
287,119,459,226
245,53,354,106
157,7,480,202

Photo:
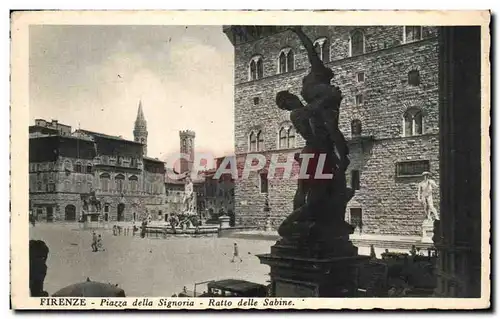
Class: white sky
29,25,235,161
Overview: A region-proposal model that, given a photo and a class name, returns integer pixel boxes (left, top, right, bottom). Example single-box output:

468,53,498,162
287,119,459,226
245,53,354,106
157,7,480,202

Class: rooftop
76,129,142,144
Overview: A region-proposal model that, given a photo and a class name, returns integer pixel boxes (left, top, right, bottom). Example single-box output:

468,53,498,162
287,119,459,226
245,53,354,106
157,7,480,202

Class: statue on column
417,171,439,221
275,26,354,245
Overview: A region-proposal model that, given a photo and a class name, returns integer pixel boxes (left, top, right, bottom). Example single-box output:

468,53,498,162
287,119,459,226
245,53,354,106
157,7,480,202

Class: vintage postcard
10,10,491,310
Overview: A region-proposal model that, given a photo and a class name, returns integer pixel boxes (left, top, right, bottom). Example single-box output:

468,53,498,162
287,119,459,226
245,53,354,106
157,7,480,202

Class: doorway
65,205,76,221
117,203,125,221
46,206,54,222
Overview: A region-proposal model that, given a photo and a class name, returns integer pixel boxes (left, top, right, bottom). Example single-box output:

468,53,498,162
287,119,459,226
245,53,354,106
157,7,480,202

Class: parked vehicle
177,279,268,297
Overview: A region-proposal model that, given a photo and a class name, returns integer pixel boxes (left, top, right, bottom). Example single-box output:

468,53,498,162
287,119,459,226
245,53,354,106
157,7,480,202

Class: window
355,94,364,106
288,127,296,148
249,56,264,81
100,173,110,192
64,160,72,171
279,127,287,149
357,72,365,83
257,130,264,151
37,181,42,191
351,119,362,136
115,174,125,192
104,204,109,213
278,49,294,74
74,162,82,173
350,208,363,231
64,180,72,192
404,26,422,43
408,70,420,86
396,160,430,177
259,173,268,193
129,175,138,192
130,158,136,167
253,97,260,105
350,30,365,56
249,132,257,152
313,37,329,62
86,164,92,174
351,170,360,190
47,182,55,192
403,107,424,136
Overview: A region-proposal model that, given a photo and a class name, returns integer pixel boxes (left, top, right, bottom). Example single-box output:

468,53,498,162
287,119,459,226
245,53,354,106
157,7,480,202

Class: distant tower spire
133,100,148,156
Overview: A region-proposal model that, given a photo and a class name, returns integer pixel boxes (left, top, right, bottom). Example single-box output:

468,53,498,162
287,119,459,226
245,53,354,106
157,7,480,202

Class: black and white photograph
10,10,490,310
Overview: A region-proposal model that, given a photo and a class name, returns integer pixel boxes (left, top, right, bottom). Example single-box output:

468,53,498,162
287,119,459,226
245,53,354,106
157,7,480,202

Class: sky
29,25,235,162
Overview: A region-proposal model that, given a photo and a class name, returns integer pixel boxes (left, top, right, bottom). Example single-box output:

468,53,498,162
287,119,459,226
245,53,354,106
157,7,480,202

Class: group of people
91,231,104,252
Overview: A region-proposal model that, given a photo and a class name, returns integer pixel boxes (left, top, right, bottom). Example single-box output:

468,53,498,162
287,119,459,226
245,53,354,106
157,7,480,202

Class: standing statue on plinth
275,26,354,247
418,171,439,221
182,175,196,214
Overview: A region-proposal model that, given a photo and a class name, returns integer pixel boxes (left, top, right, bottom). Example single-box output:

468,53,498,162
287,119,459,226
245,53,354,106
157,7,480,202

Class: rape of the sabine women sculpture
274,26,356,258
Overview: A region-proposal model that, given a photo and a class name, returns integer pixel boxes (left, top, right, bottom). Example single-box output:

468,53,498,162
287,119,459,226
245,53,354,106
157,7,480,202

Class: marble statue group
275,26,354,245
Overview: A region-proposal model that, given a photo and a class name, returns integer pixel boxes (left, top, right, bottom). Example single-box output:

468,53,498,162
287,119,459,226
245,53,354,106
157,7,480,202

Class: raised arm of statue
289,26,324,73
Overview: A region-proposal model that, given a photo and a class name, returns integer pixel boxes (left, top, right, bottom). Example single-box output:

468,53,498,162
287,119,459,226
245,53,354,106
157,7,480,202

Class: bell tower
133,100,148,156
179,130,195,173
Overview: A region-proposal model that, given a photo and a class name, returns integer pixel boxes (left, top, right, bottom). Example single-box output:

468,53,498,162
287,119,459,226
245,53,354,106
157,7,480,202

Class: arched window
314,38,329,62
249,56,263,81
277,48,294,74
74,162,82,173
257,58,263,79
257,130,264,151
86,164,92,174
279,127,288,149
350,30,365,57
115,174,125,192
279,52,286,74
100,173,110,192
249,132,257,152
408,70,421,86
64,160,72,172
351,119,362,136
129,175,138,192
288,127,296,148
403,108,424,137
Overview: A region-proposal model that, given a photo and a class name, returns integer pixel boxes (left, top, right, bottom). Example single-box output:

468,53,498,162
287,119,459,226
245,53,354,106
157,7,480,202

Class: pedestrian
231,243,242,263
97,234,104,251
91,231,98,252
29,213,36,227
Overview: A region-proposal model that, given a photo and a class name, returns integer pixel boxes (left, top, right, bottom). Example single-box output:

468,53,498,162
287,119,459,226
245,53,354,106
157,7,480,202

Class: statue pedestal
421,219,435,244
219,216,230,229
258,237,368,297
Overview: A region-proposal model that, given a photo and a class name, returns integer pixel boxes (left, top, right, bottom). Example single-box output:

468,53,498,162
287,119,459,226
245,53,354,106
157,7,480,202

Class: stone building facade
203,157,236,225
223,25,440,237
29,102,166,222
